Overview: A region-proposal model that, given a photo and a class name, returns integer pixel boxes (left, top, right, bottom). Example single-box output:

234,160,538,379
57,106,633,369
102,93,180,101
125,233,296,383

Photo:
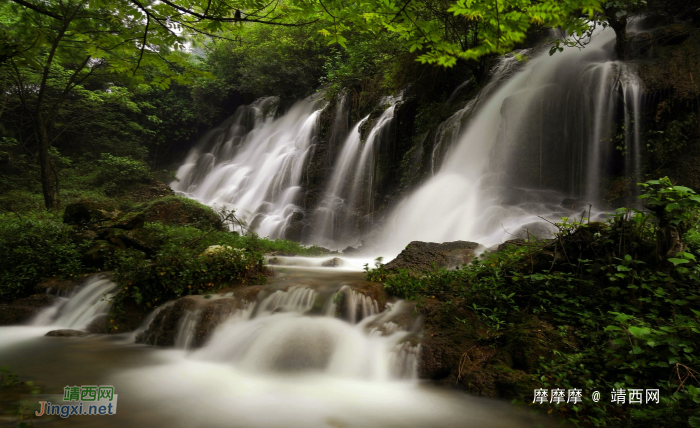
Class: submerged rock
45,329,90,337
0,294,59,325
384,241,480,272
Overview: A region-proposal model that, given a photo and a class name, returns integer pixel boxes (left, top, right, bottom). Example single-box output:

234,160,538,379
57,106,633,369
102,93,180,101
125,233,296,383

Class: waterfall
172,95,325,238
32,275,117,330
380,27,645,253
310,97,401,247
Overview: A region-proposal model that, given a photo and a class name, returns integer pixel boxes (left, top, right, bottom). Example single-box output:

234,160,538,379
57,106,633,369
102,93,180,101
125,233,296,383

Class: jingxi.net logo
34,385,117,418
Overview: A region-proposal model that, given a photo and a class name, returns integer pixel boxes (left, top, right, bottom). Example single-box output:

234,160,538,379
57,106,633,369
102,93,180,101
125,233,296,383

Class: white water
172,95,325,238
379,27,644,253
33,275,117,330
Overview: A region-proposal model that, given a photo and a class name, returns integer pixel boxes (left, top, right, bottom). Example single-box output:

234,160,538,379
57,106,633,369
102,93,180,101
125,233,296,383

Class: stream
0,261,558,428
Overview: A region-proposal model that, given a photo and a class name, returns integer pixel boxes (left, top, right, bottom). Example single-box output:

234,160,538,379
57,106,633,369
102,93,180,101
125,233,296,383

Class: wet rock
0,294,59,325
384,241,480,272
321,257,342,267
45,329,90,337
341,246,358,254
137,297,198,346
193,298,244,347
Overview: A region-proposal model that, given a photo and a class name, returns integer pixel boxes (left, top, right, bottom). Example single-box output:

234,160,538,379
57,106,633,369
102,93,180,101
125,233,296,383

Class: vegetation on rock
367,178,700,427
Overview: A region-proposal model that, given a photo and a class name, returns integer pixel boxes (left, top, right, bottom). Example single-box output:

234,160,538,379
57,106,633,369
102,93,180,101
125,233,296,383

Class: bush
0,214,82,300
109,241,267,312
96,154,152,193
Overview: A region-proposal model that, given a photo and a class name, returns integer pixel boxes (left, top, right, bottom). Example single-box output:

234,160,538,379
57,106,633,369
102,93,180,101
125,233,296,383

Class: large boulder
142,197,224,231
0,294,58,325
384,241,480,272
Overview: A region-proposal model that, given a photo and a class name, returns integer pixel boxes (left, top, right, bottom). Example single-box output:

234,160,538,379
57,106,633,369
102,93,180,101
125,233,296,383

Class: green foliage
0,213,82,299
206,24,331,100
110,241,266,310
96,154,152,193
646,114,697,168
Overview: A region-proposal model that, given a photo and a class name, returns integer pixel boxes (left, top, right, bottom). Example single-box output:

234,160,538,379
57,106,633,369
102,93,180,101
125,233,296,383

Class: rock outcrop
384,240,480,272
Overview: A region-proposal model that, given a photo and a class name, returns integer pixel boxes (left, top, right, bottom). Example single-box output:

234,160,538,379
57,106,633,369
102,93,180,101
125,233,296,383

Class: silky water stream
0,265,557,428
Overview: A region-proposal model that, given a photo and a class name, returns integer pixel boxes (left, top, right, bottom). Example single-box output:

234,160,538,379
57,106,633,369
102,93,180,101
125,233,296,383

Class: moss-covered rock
142,196,224,231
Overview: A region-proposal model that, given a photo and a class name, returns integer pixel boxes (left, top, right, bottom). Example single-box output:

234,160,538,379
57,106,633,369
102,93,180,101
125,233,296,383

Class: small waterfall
33,276,117,329
139,285,416,380
174,308,202,349
621,64,644,200
256,286,318,315
310,97,400,247
339,285,379,324
172,95,325,238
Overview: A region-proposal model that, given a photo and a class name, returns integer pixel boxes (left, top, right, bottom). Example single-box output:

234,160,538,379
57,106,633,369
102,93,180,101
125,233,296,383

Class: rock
560,198,588,211
497,239,526,252
321,257,342,267
63,201,117,226
108,212,146,230
45,329,90,337
128,180,174,203
284,211,305,241
384,241,480,272
86,315,108,334
417,299,539,398
0,294,59,325
143,197,224,231
342,246,358,254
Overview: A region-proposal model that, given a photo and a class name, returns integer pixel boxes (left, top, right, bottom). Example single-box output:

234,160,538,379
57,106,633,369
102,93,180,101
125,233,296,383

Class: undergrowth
367,178,700,427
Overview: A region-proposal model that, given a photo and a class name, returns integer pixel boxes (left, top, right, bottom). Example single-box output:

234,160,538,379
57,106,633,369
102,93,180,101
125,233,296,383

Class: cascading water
32,275,117,330
379,27,645,253
172,95,325,238
310,97,401,248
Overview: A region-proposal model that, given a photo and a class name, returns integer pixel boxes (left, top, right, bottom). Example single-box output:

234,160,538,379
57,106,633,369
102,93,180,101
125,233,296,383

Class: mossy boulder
142,196,224,231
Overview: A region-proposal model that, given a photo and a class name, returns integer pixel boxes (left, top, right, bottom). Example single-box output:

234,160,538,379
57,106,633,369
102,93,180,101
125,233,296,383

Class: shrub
96,153,152,192
0,214,82,299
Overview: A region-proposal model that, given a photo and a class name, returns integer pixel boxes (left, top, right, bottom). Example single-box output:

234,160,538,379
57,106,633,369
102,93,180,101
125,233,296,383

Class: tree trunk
38,124,57,210
607,11,629,60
